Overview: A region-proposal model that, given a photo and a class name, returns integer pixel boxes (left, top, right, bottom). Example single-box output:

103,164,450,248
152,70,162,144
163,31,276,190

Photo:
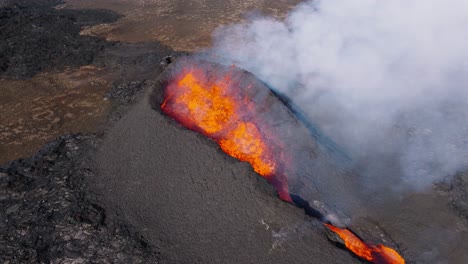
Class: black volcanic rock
450,172,468,219
0,0,121,79
0,134,158,263
0,0,64,8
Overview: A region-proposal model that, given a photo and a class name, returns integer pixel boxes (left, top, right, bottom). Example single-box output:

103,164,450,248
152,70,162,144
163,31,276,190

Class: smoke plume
206,0,468,191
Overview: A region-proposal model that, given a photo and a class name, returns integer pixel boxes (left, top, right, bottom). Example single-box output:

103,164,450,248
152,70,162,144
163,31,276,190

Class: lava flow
325,224,405,264
160,61,405,264
161,64,291,201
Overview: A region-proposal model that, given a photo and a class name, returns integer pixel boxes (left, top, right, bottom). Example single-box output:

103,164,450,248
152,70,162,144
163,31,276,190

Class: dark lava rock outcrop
0,134,158,263
0,0,120,79
449,172,468,220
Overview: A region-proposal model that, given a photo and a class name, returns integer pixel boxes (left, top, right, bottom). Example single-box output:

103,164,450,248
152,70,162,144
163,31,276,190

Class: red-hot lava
161,64,291,201
324,224,405,264
160,62,405,264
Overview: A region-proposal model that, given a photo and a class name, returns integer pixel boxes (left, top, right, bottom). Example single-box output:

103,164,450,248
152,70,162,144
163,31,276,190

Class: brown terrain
0,66,112,163
64,0,302,51
1,1,467,264
0,0,300,164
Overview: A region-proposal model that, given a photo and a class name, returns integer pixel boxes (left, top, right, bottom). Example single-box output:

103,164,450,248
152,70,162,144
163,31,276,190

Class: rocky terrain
63,0,302,51
0,134,158,263
1,0,468,263
0,0,171,262
0,0,173,163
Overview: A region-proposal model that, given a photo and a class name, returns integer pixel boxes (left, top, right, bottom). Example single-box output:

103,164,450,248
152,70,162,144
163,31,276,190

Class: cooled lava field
1,1,467,263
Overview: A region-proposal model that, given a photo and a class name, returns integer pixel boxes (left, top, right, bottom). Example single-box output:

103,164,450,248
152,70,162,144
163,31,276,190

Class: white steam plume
207,0,468,190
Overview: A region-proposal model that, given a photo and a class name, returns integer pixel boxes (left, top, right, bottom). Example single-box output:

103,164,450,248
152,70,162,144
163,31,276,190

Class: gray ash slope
97,78,361,264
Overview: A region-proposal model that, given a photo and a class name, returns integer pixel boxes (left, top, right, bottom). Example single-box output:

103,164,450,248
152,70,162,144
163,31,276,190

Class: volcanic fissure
159,58,405,264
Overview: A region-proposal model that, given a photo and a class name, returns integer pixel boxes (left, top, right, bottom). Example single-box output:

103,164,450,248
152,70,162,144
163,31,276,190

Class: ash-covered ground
1,0,468,263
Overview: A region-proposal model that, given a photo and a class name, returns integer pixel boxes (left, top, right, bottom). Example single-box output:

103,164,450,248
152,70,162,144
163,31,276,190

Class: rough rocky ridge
0,134,158,263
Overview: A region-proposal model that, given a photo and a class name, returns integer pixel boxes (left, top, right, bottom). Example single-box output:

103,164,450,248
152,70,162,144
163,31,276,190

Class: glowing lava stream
161,65,405,264
325,224,405,264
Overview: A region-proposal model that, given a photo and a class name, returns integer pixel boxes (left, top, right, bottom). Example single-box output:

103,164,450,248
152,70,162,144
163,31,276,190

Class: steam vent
2,1,468,264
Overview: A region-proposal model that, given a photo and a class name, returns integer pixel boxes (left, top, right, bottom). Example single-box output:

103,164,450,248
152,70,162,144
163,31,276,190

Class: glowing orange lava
325,223,405,264
161,67,289,201
174,73,235,135
219,122,276,176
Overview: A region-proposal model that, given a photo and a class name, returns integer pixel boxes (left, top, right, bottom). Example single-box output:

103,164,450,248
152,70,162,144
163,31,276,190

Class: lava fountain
161,61,291,201
159,58,405,264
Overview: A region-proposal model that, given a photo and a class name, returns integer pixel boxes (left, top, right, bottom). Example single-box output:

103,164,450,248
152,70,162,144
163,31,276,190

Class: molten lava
219,122,276,176
161,66,290,201
325,224,405,264
161,61,405,264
